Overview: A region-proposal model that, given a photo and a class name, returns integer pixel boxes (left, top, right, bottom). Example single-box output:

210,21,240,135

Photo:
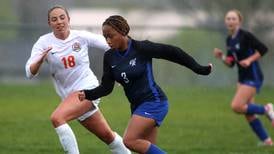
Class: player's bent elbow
25,66,36,79
25,71,35,79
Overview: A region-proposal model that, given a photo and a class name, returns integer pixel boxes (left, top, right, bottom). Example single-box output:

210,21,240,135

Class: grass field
1,83,274,154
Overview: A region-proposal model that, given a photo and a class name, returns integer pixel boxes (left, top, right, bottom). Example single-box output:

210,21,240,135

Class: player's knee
245,114,256,121
123,137,135,150
50,112,65,127
231,102,244,113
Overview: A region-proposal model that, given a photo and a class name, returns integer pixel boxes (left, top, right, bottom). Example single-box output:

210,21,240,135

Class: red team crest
72,42,81,52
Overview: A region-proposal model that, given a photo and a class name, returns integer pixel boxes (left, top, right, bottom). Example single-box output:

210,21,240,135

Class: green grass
0,83,274,154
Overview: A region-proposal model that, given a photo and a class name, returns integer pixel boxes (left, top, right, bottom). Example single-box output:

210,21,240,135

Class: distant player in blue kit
213,9,274,146
79,15,212,153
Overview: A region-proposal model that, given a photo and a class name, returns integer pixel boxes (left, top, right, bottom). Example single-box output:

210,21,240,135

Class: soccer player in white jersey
25,5,130,154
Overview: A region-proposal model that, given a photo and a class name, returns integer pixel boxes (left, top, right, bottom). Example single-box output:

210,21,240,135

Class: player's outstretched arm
139,40,212,75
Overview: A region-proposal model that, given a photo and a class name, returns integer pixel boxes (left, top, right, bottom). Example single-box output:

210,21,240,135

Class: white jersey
25,30,109,99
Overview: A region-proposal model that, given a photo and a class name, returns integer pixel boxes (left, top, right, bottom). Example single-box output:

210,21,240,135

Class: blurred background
1,1,274,153
1,0,274,87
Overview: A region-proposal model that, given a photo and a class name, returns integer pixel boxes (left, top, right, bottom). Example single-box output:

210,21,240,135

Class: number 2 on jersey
61,55,76,69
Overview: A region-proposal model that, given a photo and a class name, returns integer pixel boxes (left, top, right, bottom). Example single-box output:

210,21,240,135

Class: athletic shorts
133,100,169,126
77,98,100,121
240,80,263,93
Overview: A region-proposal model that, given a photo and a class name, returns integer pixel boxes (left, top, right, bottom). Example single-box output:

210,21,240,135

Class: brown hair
48,5,70,22
227,9,243,22
103,15,130,36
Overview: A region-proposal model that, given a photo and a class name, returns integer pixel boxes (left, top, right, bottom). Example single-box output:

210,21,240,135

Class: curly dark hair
103,15,130,36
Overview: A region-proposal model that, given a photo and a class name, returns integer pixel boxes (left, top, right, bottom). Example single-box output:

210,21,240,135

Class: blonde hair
226,9,243,22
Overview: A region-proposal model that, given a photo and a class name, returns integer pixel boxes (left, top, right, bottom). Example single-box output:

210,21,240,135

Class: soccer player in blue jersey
79,15,212,153
213,9,274,146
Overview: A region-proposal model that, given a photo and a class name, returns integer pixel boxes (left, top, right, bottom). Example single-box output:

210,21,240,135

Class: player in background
25,5,130,154
213,9,274,146
79,15,212,154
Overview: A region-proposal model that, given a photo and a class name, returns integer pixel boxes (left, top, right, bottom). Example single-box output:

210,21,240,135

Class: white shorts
77,98,100,121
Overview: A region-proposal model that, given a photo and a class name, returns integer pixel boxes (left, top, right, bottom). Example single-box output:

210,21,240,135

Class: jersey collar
115,39,132,57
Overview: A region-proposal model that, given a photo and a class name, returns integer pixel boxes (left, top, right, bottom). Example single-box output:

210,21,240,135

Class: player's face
48,8,70,38
102,25,126,51
225,11,241,32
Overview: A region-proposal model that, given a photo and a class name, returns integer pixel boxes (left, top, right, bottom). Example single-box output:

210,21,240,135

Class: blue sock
246,103,265,115
249,118,269,141
146,144,166,154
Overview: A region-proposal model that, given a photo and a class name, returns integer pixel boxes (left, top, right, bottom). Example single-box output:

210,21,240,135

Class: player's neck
229,27,239,38
54,30,70,40
119,37,130,51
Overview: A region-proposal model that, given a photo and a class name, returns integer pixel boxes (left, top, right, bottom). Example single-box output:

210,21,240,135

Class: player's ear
48,18,51,26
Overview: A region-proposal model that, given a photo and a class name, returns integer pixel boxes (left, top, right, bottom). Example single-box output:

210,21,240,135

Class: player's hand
78,91,86,101
213,48,223,59
239,59,251,68
41,46,52,61
208,63,213,73
30,47,53,75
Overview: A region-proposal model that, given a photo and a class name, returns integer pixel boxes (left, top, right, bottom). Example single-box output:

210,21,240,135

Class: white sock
55,123,80,154
108,132,131,154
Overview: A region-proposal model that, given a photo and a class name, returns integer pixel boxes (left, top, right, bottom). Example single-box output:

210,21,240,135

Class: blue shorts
240,80,263,93
133,100,169,126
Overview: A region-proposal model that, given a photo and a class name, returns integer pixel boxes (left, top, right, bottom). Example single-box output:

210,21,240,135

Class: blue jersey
84,39,211,110
226,29,268,83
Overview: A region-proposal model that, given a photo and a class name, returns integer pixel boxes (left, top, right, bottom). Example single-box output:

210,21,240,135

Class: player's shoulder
133,39,151,45
104,48,114,57
70,29,88,37
71,29,88,34
239,29,255,38
132,39,153,49
38,32,54,41
34,32,55,46
71,29,101,38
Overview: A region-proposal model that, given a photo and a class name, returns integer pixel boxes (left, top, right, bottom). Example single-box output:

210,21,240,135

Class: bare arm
213,48,234,67
28,47,52,76
239,51,261,68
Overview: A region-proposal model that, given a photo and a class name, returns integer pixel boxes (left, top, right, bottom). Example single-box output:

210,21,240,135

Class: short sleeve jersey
25,30,109,99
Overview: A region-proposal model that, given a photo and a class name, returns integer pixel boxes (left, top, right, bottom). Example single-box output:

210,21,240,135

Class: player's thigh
80,110,113,137
237,83,255,104
231,84,256,106
124,114,157,140
143,126,158,144
52,91,94,121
